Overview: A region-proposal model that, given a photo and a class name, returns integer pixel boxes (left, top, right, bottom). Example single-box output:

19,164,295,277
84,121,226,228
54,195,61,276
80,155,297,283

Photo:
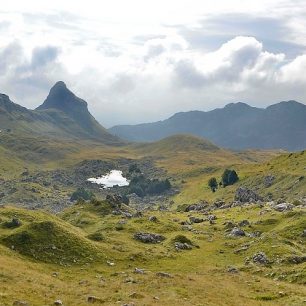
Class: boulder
229,227,245,237
134,232,165,243
156,272,173,278
54,300,63,306
207,215,217,221
174,242,192,251
227,266,239,273
273,203,293,212
252,252,269,265
134,268,145,274
185,202,209,212
189,216,204,224
235,187,262,203
148,216,158,222
238,220,250,227
264,175,275,187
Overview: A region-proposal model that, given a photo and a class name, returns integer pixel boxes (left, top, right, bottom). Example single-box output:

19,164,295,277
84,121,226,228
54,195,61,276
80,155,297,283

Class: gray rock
302,230,306,237
87,296,102,303
189,216,204,223
148,216,158,222
54,300,63,306
174,242,193,250
230,227,245,237
134,268,145,274
13,302,28,306
227,266,239,273
156,272,173,278
273,203,293,212
286,255,306,264
185,202,209,212
264,175,275,187
207,215,217,221
134,232,165,243
235,187,262,203
238,220,250,227
252,252,269,265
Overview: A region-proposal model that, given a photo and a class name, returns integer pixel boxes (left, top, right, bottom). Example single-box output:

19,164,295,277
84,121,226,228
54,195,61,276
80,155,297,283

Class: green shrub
70,187,94,201
221,169,239,187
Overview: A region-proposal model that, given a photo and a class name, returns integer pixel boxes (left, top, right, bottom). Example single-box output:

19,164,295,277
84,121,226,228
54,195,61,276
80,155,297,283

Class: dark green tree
221,169,239,187
208,177,218,192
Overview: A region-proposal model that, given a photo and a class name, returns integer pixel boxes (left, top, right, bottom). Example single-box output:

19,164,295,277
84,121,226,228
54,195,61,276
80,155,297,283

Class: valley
0,83,305,306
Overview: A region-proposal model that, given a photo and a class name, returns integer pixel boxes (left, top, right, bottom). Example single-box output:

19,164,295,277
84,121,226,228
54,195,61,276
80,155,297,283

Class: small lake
87,170,129,189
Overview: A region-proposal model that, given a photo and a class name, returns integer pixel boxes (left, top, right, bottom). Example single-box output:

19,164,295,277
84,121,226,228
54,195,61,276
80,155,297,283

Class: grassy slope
0,204,305,305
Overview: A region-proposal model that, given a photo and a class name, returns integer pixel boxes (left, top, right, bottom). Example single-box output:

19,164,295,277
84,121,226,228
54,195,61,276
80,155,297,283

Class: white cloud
0,1,305,126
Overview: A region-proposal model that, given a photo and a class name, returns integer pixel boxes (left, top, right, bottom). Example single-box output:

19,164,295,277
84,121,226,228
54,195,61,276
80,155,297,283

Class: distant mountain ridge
109,100,306,151
0,82,121,145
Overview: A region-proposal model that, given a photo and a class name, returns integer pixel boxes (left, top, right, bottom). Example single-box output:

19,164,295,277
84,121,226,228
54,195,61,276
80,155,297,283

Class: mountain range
0,81,120,145
109,101,306,151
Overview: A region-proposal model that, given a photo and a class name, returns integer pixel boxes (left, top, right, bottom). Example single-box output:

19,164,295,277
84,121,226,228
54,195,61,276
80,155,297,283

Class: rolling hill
110,101,306,151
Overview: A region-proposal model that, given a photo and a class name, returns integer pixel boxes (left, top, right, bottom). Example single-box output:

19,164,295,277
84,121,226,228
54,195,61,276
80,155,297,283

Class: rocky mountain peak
36,81,87,113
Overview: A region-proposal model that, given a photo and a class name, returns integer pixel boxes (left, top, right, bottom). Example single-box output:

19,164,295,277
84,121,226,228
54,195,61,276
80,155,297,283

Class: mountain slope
110,101,306,151
0,82,121,144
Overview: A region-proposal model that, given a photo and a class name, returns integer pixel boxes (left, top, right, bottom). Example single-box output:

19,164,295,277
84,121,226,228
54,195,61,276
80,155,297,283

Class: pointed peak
49,81,71,96
52,81,67,89
37,81,87,112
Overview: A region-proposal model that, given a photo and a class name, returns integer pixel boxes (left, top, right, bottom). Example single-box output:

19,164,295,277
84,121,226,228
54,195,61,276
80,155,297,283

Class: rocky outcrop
134,232,165,243
252,252,269,265
235,186,262,203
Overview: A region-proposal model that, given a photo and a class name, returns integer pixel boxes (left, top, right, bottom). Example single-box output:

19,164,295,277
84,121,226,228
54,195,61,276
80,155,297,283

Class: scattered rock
189,216,204,223
156,272,173,278
134,232,165,243
54,300,63,306
227,266,239,273
106,260,115,266
273,203,293,212
129,292,144,299
235,187,262,203
264,175,275,187
148,216,158,222
13,301,28,306
207,215,217,221
185,202,209,212
286,255,306,264
238,220,250,227
223,221,236,231
134,268,145,274
229,227,245,237
87,296,103,303
248,231,262,238
174,242,192,251
252,252,269,265
213,200,225,208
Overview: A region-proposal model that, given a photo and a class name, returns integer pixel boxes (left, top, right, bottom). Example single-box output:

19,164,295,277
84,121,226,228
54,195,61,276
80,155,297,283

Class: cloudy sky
0,0,306,127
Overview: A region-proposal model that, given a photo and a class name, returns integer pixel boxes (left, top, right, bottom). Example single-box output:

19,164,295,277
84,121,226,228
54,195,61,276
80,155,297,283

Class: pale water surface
87,170,129,189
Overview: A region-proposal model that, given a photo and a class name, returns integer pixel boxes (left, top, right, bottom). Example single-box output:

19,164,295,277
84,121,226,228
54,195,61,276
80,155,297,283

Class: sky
0,0,306,127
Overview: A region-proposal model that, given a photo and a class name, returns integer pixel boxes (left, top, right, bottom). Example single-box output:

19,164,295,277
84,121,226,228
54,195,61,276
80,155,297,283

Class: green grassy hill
0,202,305,305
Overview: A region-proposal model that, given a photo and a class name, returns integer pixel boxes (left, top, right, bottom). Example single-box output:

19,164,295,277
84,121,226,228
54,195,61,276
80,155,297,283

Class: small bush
221,169,239,187
87,232,105,242
70,187,94,201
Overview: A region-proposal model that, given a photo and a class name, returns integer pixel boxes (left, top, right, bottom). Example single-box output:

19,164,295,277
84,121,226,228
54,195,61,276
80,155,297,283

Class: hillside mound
135,134,220,155
1,217,102,264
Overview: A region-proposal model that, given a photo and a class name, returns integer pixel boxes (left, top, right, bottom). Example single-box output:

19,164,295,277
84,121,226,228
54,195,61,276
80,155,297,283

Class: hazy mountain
109,101,306,151
0,82,121,145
